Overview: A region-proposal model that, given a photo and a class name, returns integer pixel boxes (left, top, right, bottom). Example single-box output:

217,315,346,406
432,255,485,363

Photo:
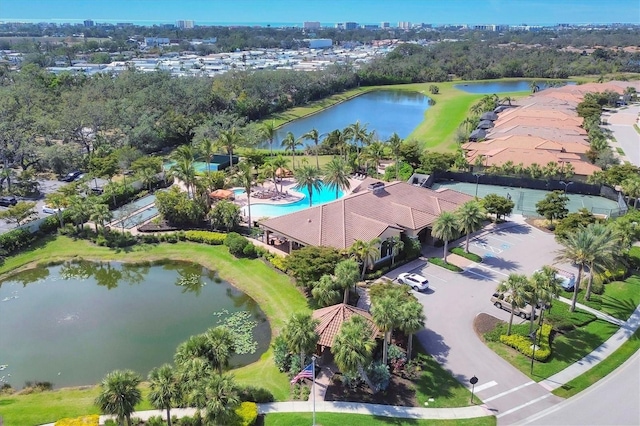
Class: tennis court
431,181,624,217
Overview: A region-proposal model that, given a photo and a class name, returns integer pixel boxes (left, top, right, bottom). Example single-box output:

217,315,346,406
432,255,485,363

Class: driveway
385,218,571,424
602,104,640,166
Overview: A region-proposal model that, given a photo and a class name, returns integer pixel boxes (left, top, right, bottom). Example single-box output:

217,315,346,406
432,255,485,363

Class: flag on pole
290,362,314,384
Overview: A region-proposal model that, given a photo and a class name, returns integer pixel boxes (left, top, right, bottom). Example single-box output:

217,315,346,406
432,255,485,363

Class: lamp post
473,173,483,198
559,180,574,194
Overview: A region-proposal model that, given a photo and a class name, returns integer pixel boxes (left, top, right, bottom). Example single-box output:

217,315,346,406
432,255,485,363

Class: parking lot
385,217,568,423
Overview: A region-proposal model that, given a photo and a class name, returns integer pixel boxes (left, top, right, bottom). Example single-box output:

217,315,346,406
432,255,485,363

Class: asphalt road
603,104,640,167
387,219,575,424
518,351,640,426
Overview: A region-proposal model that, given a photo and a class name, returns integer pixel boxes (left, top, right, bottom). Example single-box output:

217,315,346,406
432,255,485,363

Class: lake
454,80,575,94
269,90,431,149
0,261,270,388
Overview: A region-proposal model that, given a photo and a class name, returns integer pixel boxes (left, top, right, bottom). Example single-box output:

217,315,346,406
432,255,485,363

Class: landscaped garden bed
324,373,418,406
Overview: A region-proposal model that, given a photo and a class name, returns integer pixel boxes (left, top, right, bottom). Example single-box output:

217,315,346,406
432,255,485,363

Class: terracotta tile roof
464,135,589,155
488,125,588,142
260,181,473,249
312,303,380,348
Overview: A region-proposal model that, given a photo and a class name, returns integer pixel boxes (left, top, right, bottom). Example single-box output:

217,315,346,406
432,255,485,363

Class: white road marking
474,263,510,277
486,233,524,243
495,393,552,419
463,267,500,282
472,241,503,254
474,380,498,393
483,381,536,402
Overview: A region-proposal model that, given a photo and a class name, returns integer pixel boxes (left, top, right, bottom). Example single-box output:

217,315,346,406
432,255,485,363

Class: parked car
42,205,65,215
61,171,83,182
490,292,535,319
534,268,576,292
397,273,429,292
0,196,17,207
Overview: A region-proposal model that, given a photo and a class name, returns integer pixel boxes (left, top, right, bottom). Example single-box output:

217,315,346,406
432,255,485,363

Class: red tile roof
313,303,380,348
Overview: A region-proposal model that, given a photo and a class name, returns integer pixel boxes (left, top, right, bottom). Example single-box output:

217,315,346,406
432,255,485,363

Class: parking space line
484,380,535,402
409,266,447,282
486,233,524,243
474,263,509,277
463,267,499,282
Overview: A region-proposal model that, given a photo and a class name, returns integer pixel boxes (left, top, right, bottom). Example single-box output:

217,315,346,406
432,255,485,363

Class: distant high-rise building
176,20,194,29
398,21,412,30
344,22,358,30
335,22,345,30
83,19,94,27
381,22,390,29
303,21,321,30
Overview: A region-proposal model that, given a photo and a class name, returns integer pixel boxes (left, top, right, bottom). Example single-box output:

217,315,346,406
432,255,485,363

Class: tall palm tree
170,157,196,198
217,127,244,171
90,203,113,234
387,133,403,181
555,227,598,312
148,364,181,426
204,326,235,374
270,155,288,193
431,211,459,263
281,131,302,171
397,299,426,360
364,141,385,175
334,259,360,304
137,167,157,192
95,369,142,426
324,129,349,161
322,157,351,199
199,137,216,174
311,275,341,307
234,161,255,228
346,121,369,159
388,235,404,266
582,223,621,301
455,200,486,253
332,315,376,390
258,161,278,193
497,274,530,336
293,165,323,207
302,128,323,169
349,238,382,279
260,120,277,156
282,312,319,369
528,266,561,333
190,374,240,426
371,295,400,365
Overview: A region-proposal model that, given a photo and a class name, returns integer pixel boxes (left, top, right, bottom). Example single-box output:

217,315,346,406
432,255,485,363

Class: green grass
0,236,309,424
616,147,626,155
576,274,640,321
264,412,495,426
634,124,640,135
553,328,640,398
450,247,482,262
428,257,463,272
487,319,619,381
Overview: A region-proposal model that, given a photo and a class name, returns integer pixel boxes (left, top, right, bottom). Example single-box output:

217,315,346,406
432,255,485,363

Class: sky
1,0,639,26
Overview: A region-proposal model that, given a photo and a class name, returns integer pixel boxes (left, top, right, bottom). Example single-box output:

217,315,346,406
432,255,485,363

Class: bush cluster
499,324,552,361
234,401,259,426
184,230,227,245
0,228,36,256
238,386,275,403
428,257,463,272
54,415,99,426
224,232,257,258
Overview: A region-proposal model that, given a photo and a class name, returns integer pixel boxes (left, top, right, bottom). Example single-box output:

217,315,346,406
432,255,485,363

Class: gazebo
209,189,235,200
312,303,380,355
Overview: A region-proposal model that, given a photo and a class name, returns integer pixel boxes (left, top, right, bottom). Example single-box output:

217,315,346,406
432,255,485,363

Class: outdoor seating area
353,173,368,180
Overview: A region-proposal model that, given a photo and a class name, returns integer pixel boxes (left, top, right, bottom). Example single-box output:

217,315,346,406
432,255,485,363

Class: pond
454,80,575,94
0,261,270,388
268,90,431,149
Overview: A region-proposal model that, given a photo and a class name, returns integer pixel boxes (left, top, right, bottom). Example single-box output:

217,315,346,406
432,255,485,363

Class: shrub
429,257,463,272
54,414,100,426
272,334,292,372
225,232,249,256
242,242,257,258
268,255,287,272
234,401,259,426
144,416,165,426
0,228,36,255
366,362,391,393
499,324,552,361
450,247,482,262
184,230,226,245
238,386,275,403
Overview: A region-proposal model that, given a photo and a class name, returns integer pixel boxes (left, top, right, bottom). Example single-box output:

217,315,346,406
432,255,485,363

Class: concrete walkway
557,296,626,326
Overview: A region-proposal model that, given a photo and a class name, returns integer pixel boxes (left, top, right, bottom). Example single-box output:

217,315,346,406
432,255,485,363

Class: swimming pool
246,183,343,218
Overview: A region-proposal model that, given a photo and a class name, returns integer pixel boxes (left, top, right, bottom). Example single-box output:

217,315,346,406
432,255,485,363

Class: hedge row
54,415,99,426
429,257,463,272
500,324,552,361
450,247,482,262
184,230,227,245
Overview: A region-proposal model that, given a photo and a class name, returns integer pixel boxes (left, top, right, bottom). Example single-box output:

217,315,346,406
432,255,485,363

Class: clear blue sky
2,0,639,25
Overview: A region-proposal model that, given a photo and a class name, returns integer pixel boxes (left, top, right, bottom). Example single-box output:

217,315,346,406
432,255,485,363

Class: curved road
518,351,640,425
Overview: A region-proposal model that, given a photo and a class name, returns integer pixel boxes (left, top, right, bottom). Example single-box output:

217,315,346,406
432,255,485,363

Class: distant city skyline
2,0,639,26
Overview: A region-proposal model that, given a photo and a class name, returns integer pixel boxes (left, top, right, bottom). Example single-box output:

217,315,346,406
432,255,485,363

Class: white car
42,205,64,214
397,273,429,292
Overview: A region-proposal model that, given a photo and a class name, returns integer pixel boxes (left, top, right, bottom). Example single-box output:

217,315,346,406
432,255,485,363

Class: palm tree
583,223,621,301
270,155,288,193
148,364,181,426
528,266,561,333
190,374,240,426
497,274,530,336
234,161,255,228
346,121,370,167
349,238,381,279
322,157,351,199
137,167,157,192
302,128,323,169
204,326,235,374
388,235,404,266
324,129,349,161
397,299,426,360
334,259,360,304
311,275,341,307
460,117,476,133
364,141,385,175
281,131,302,171
45,192,69,228
555,227,599,312
282,312,319,369
170,157,196,198
95,369,142,426
199,138,216,174
260,120,277,156
332,315,376,390
258,161,278,192
431,211,459,263
293,165,323,207
455,200,486,253
371,295,400,365
218,127,244,171
387,133,403,181
90,203,113,234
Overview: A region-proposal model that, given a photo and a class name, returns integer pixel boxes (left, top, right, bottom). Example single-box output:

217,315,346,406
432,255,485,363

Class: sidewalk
557,296,626,326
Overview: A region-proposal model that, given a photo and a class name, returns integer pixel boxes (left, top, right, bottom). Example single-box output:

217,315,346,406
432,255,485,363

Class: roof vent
367,181,385,194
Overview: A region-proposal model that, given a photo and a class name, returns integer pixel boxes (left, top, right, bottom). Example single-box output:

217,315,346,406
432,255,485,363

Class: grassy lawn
487,319,619,381
264,412,495,426
576,274,640,321
413,354,482,408
553,328,640,398
0,236,309,424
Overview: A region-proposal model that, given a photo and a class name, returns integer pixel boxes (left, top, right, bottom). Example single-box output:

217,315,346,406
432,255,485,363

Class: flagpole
312,355,316,426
